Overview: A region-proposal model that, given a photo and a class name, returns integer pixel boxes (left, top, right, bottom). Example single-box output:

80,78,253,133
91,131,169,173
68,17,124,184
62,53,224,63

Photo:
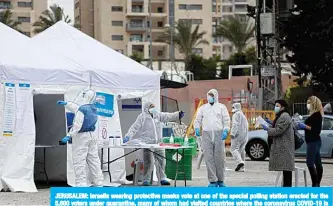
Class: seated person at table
123,101,184,186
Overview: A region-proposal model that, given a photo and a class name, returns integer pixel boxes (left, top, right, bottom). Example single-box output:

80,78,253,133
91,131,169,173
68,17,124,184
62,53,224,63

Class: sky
49,0,74,21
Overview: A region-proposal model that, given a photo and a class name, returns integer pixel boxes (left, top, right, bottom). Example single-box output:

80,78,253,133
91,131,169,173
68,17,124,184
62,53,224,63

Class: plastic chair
275,166,307,187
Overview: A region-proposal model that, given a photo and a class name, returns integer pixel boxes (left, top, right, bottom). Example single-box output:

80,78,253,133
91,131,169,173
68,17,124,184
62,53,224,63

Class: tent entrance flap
33,94,67,183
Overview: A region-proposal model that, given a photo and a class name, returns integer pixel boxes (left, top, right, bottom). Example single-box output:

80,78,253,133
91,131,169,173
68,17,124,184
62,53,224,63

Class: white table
100,144,193,187
35,145,56,185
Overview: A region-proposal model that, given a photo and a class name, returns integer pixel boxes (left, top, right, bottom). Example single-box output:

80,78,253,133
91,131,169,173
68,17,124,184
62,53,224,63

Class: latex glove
261,124,268,131
123,136,130,143
57,100,67,105
265,118,273,125
60,136,71,145
298,123,306,130
195,128,200,137
179,111,185,119
221,129,228,140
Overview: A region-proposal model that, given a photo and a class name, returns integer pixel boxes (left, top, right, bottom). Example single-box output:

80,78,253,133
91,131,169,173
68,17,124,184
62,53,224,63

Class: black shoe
235,163,244,172
308,166,318,187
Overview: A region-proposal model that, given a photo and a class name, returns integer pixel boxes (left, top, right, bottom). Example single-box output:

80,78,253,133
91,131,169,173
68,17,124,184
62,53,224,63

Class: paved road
0,157,332,205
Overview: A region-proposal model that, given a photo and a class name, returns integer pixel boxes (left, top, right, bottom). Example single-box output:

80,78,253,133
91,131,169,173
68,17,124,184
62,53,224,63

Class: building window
157,7,163,13
0,2,11,9
192,48,203,55
112,21,123,26
179,19,202,25
18,17,31,23
235,5,246,12
222,6,233,12
111,6,123,12
192,19,203,24
157,21,163,28
212,5,217,12
18,1,32,8
130,34,143,42
112,35,123,41
229,46,233,52
178,4,202,10
132,5,143,13
75,2,79,9
158,50,164,57
75,16,80,23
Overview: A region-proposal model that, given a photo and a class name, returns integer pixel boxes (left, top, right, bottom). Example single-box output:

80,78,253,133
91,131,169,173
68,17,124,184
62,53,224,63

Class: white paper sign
16,83,32,135
3,83,16,136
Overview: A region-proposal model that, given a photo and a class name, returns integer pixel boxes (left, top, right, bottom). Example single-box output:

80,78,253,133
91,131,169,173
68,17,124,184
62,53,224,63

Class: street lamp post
165,23,174,80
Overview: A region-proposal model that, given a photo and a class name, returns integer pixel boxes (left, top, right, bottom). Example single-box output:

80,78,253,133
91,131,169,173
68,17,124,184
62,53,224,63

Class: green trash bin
162,137,195,180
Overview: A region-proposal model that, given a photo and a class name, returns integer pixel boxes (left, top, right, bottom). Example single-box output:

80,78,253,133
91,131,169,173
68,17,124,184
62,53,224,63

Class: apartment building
75,0,254,61
0,0,47,36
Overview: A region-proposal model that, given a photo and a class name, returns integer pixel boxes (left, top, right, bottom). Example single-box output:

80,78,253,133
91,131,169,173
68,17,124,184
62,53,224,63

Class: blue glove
298,123,306,130
60,136,71,144
195,128,200,136
57,100,67,105
261,124,268,131
265,118,273,125
179,111,185,119
221,129,228,140
123,136,130,143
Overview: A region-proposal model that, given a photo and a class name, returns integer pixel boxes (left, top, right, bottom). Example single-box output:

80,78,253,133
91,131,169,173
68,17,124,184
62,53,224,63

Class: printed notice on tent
3,83,16,136
15,83,32,134
98,117,109,146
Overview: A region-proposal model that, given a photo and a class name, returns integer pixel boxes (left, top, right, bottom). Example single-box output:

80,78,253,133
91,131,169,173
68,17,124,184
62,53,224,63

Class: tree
284,0,333,96
157,20,209,70
130,51,143,63
214,16,255,53
188,55,220,80
0,9,21,30
33,4,72,34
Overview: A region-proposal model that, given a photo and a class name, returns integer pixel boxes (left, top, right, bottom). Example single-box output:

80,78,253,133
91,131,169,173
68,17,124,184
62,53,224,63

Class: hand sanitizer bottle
184,136,189,146
170,132,174,144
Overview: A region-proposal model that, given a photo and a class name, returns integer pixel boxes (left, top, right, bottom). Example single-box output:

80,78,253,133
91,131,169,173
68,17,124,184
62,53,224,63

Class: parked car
246,115,333,161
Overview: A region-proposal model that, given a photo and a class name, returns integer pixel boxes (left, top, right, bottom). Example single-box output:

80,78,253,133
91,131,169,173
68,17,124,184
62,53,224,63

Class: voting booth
0,22,160,192
32,22,161,187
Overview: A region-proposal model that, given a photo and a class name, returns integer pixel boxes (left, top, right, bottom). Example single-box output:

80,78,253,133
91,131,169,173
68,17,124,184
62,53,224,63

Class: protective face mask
274,106,281,114
149,108,157,114
208,96,214,103
307,104,311,110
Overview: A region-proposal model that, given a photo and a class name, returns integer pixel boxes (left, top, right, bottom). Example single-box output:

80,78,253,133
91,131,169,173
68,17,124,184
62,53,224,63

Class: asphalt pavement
0,157,332,205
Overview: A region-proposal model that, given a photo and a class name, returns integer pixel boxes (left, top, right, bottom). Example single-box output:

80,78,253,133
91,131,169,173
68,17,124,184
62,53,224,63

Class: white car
246,115,333,161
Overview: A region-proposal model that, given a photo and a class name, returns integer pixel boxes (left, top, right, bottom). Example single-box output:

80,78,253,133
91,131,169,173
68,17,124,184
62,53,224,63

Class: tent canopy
0,23,89,85
32,21,160,90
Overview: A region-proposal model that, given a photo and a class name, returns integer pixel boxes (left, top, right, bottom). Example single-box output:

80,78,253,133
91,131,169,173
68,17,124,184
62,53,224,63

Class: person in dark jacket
298,96,323,187
261,100,295,187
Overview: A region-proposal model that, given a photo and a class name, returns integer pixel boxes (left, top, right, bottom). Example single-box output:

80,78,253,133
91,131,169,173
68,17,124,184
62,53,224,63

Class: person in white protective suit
230,103,249,172
194,89,230,187
323,103,332,114
123,101,185,186
57,89,104,187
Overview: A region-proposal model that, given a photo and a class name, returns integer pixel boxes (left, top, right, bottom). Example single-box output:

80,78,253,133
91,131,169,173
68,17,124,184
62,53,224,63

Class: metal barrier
188,99,275,145
292,102,329,115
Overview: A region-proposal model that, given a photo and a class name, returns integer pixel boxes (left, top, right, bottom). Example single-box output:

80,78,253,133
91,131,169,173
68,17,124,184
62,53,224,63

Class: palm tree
33,4,73,34
0,9,21,30
214,16,255,53
157,20,209,70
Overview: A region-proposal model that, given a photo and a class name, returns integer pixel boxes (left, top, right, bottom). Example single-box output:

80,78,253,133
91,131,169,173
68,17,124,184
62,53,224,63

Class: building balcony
126,23,147,31
132,0,144,2
234,0,247,4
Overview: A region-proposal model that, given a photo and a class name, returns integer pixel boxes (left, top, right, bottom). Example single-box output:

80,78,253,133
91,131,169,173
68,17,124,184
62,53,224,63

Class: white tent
31,22,161,187
0,23,90,192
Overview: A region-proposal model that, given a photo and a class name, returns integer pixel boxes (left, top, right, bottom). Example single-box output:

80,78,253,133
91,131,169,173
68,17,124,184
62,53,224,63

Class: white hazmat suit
194,89,230,186
230,103,248,172
58,89,104,187
125,102,181,185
